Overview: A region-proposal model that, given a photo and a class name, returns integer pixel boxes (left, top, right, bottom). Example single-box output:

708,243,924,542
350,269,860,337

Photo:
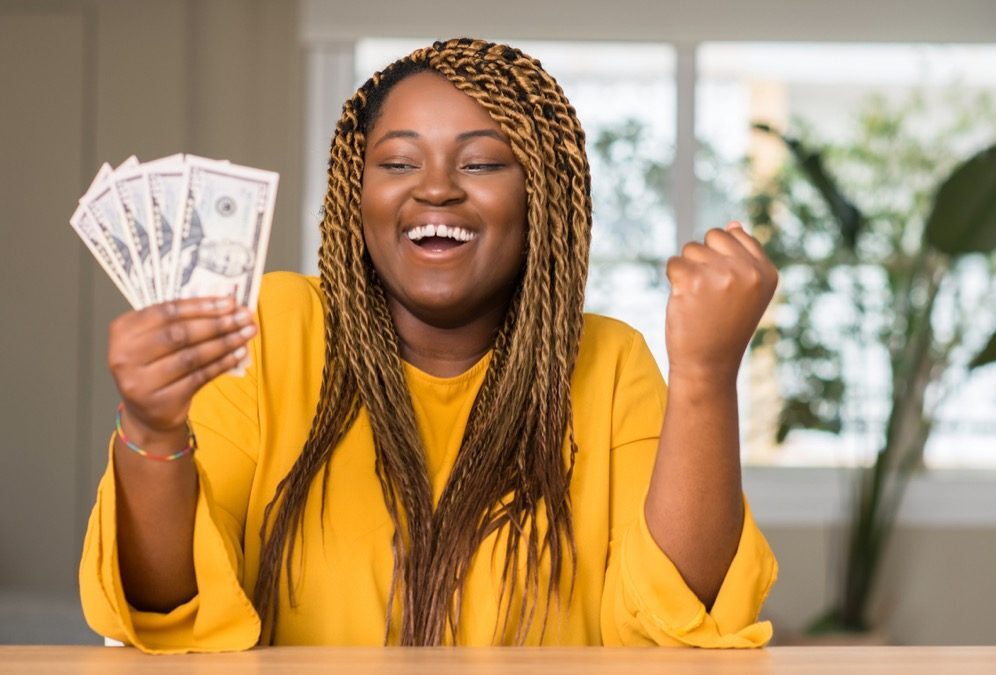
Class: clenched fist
664,222,778,385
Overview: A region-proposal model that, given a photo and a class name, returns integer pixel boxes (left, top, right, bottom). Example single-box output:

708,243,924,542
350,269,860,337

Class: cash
70,154,279,313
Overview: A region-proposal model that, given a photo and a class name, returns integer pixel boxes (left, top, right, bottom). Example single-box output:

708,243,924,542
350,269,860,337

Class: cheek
492,171,528,238
359,172,401,223
359,181,378,226
359,180,400,255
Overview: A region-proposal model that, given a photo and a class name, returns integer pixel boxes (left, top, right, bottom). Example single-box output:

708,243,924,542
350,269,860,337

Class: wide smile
402,223,478,260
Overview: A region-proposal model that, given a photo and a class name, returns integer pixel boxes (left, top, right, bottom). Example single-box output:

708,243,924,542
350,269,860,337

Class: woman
80,38,778,652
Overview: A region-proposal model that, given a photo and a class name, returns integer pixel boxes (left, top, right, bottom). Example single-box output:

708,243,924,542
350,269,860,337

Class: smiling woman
79,38,778,652
361,72,528,352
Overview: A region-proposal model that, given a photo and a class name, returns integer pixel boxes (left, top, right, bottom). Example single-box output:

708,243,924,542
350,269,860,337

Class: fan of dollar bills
70,154,278,311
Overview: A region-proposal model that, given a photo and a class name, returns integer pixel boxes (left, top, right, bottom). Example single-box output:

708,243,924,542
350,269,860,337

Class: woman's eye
463,163,505,173
379,162,417,172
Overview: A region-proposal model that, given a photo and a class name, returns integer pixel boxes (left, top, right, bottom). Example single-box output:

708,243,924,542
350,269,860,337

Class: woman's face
361,71,528,329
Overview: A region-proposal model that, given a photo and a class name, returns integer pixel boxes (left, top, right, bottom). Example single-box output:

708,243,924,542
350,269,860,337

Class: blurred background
1,0,994,645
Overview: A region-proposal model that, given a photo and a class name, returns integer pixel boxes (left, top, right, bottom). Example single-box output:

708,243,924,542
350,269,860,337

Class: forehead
370,71,502,136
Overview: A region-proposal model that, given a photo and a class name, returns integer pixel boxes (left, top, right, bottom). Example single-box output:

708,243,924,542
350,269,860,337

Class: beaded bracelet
114,403,197,462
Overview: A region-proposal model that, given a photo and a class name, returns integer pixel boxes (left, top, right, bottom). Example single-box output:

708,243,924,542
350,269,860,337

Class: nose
411,162,466,206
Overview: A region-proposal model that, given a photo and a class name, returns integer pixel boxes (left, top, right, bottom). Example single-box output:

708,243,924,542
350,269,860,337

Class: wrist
666,362,739,392
117,405,192,458
120,403,187,437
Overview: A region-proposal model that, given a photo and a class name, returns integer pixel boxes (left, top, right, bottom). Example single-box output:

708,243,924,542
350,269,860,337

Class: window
698,43,996,467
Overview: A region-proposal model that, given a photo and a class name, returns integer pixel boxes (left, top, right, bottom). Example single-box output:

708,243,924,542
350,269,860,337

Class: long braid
252,38,592,646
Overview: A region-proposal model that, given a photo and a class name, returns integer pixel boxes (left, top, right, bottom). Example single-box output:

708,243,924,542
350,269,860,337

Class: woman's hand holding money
109,295,256,446
107,295,256,612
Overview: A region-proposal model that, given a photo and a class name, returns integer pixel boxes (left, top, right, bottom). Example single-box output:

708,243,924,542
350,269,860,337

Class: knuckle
165,323,188,348
193,367,210,388
108,314,134,343
107,351,126,373
159,301,179,321
226,329,246,349
180,347,198,372
108,316,124,338
117,376,140,399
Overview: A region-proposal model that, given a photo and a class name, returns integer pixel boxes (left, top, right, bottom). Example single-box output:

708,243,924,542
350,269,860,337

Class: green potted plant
750,92,996,637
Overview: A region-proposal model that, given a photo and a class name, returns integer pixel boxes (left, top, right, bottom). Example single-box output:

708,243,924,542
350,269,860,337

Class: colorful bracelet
114,403,197,462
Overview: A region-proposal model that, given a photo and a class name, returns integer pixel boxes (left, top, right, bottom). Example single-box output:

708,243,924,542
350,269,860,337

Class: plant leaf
753,122,865,249
924,143,996,255
968,331,996,370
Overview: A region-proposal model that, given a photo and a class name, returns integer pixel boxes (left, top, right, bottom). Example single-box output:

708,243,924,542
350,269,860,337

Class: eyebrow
371,129,508,148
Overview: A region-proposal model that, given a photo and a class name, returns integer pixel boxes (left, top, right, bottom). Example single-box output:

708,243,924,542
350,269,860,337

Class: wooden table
1,646,995,674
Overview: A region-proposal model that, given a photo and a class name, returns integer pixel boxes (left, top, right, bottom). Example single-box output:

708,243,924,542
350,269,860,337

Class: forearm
113,421,198,612
644,373,744,608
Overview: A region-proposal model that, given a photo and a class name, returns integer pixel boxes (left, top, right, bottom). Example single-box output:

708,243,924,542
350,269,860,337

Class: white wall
301,0,996,43
0,0,303,642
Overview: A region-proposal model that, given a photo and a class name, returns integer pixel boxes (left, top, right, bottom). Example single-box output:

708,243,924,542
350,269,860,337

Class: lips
401,221,479,262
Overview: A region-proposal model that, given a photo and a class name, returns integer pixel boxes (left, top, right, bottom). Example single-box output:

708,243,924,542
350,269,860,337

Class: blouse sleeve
599,331,778,647
78,337,263,654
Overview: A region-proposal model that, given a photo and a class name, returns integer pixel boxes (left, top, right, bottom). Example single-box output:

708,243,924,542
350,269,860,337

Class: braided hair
252,37,592,646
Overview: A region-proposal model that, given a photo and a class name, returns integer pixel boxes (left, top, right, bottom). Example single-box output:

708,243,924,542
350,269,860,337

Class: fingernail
234,346,248,360
240,324,257,338
235,308,251,325
215,296,235,310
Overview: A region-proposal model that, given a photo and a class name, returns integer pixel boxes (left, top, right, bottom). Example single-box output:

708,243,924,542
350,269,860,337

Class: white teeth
406,224,477,243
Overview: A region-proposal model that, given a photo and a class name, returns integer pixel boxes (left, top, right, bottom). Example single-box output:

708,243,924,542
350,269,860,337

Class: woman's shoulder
258,270,321,303
579,312,646,358
249,272,326,390
573,313,666,436
576,313,660,383
253,272,326,363
256,271,323,324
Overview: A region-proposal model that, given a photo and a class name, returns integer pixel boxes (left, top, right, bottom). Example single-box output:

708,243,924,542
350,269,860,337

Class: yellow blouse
79,272,777,653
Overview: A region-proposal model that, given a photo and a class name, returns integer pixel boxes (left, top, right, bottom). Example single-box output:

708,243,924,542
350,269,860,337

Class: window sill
743,465,996,527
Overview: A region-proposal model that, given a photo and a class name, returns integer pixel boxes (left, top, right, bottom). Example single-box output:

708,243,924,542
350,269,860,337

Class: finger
145,323,256,387
680,241,723,265
703,227,753,260
131,296,239,333
665,256,700,294
151,345,250,408
725,223,770,262
140,307,255,364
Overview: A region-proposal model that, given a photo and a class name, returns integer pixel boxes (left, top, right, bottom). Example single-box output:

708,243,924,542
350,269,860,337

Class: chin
409,299,480,329
396,289,503,329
